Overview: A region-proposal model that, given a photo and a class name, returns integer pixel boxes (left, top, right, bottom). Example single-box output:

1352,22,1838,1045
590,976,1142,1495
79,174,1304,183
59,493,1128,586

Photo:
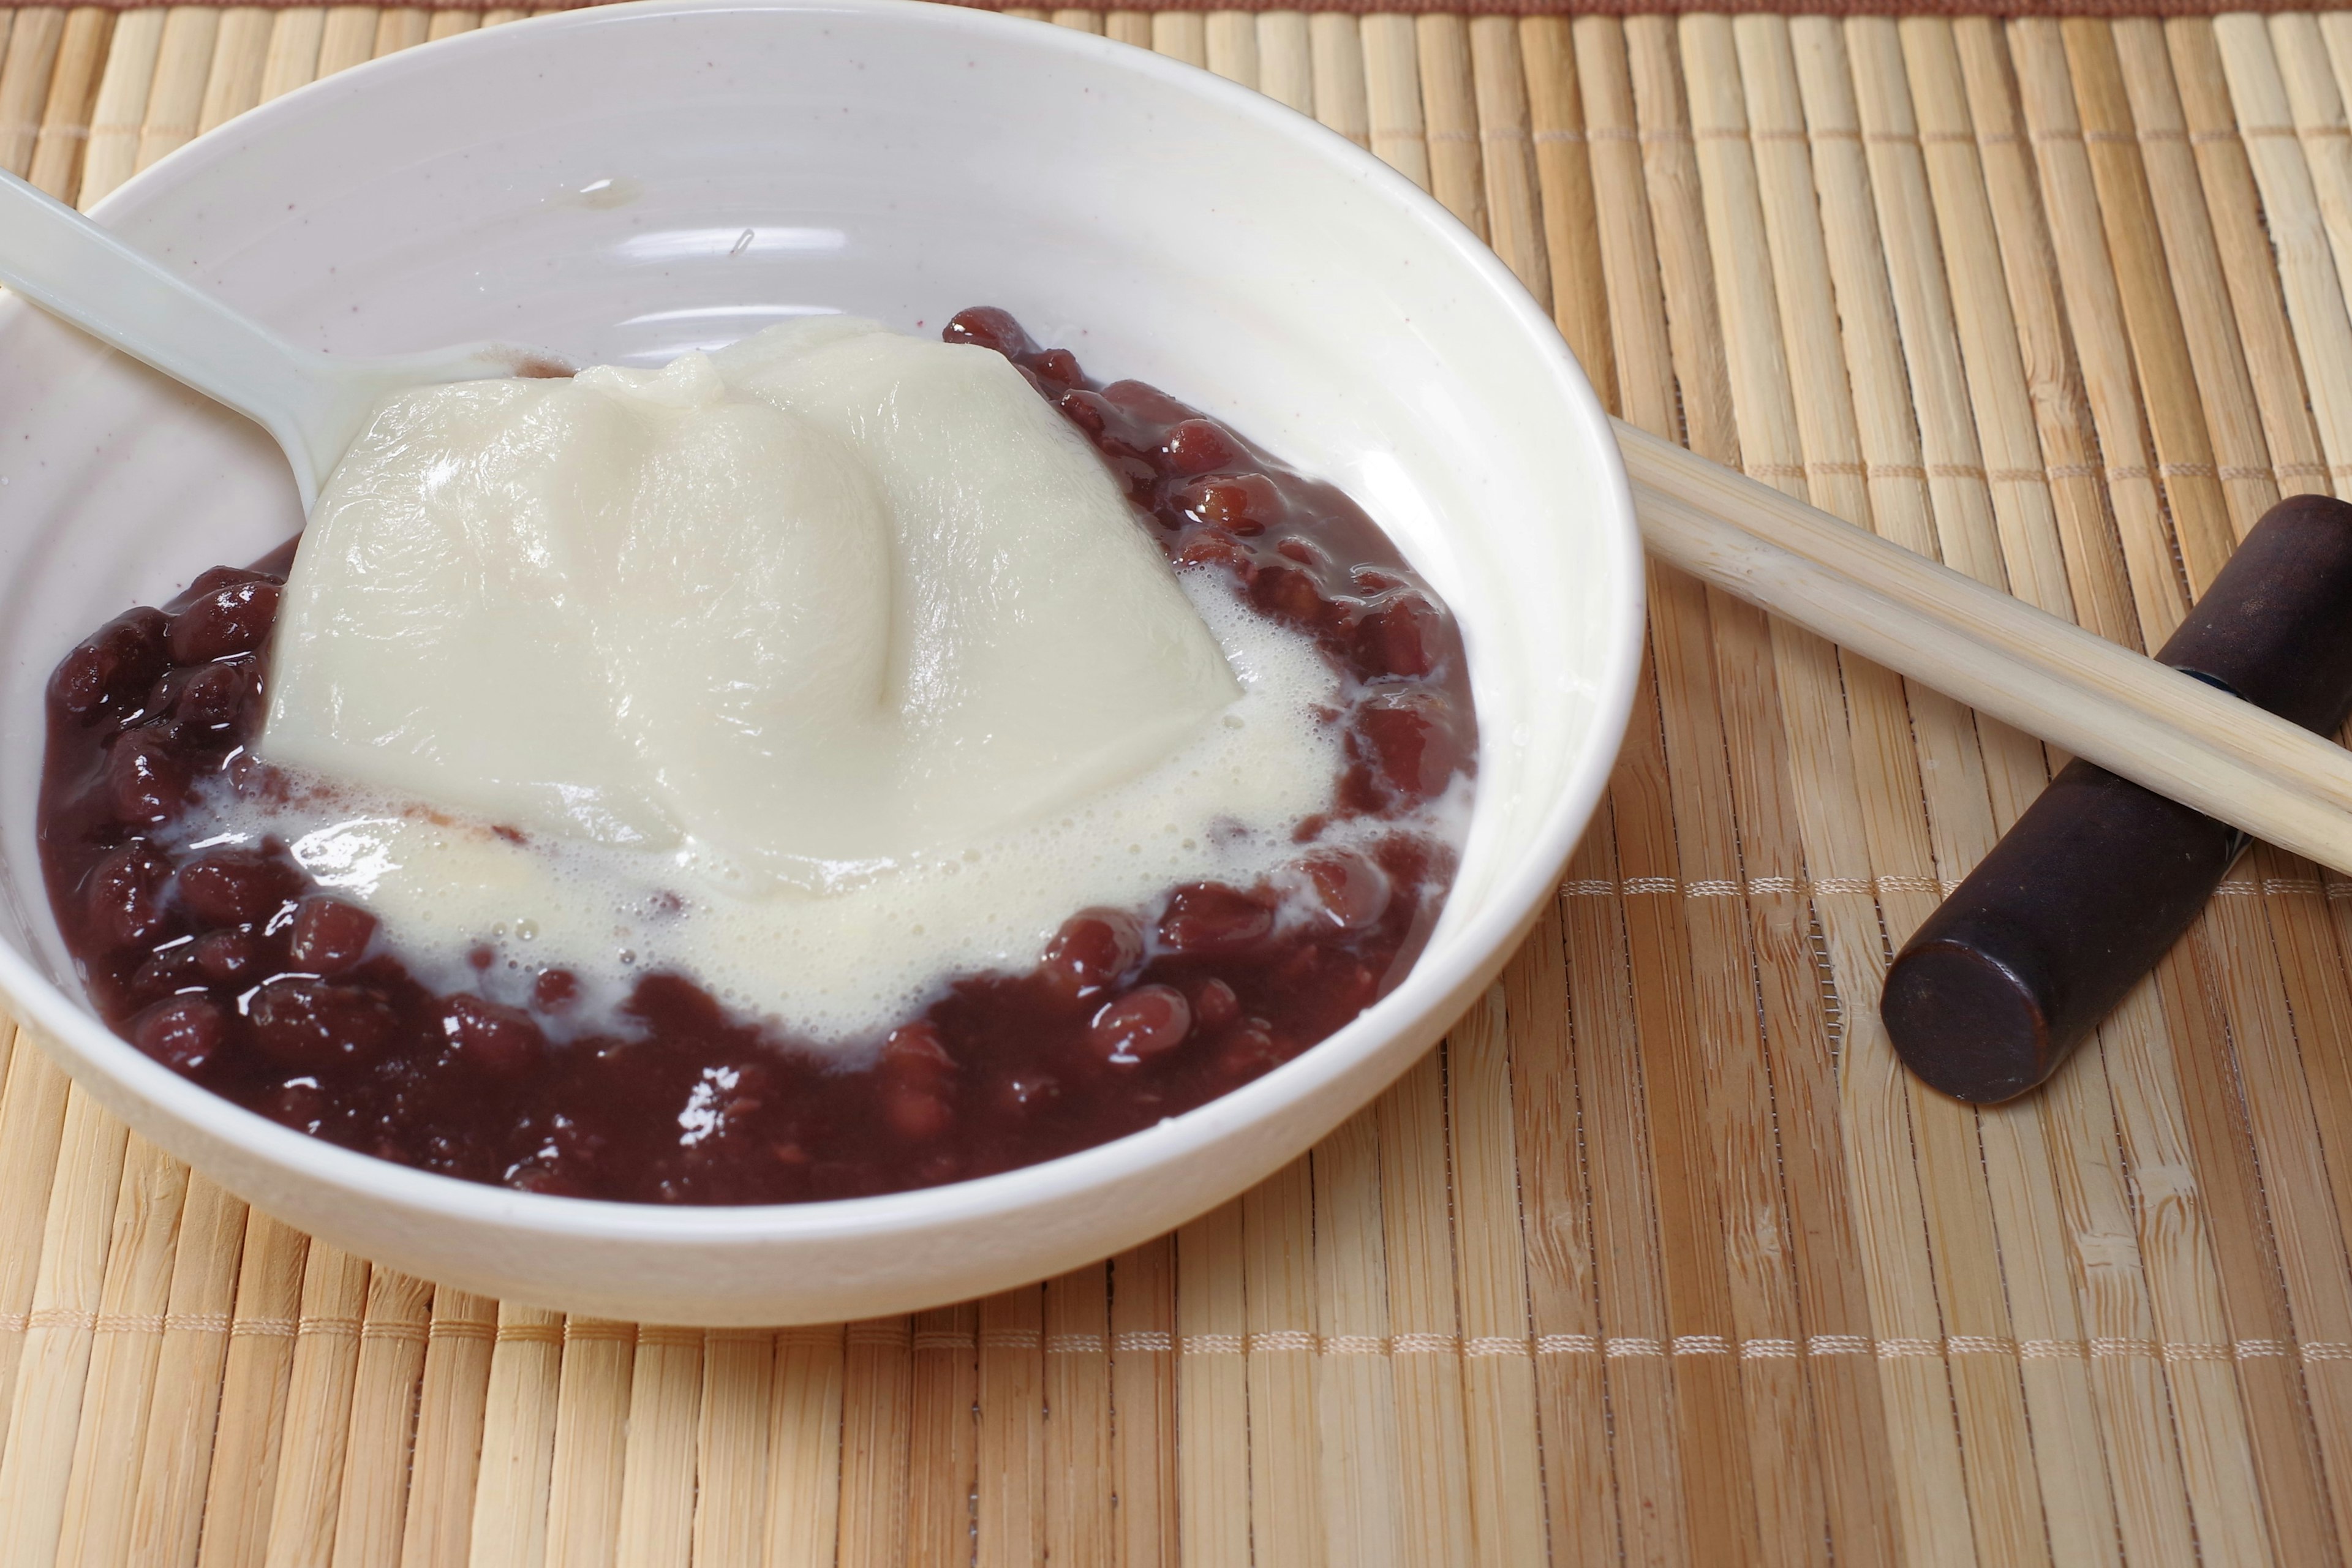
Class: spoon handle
0,169,358,505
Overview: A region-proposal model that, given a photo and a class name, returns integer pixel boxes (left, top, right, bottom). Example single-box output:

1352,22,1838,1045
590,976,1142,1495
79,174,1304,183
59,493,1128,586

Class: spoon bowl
0,170,563,508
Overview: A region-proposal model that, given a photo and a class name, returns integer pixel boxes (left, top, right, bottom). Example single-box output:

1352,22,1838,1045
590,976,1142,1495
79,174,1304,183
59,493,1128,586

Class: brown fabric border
63,0,2352,17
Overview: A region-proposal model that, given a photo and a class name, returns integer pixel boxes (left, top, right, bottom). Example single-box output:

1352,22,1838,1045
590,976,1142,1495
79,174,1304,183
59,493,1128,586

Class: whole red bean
85,845,174,947
247,978,392,1066
877,1021,955,1141
107,731,192,824
1102,379,1194,426
1171,473,1280,535
193,929,259,982
181,565,273,600
503,1160,590,1197
50,608,169,717
1038,909,1145,1007
1159,418,1245,477
995,1074,1060,1116
176,847,301,927
533,968,580,1011
1253,564,1325,624
1157,883,1274,957
1031,349,1083,390
1055,388,1110,437
135,995,228,1073
287,897,377,973
167,580,279,663
173,660,253,727
1088,986,1192,1064
1215,1023,1284,1080
260,1077,328,1133
1176,529,1255,575
1191,978,1241,1031
129,943,203,1003
1353,594,1439,679
440,994,544,1080
1351,692,1460,805
1296,851,1392,932
944,306,1034,358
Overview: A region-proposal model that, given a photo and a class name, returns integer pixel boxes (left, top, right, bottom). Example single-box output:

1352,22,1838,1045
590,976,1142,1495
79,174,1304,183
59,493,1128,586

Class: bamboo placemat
13,6,2352,1564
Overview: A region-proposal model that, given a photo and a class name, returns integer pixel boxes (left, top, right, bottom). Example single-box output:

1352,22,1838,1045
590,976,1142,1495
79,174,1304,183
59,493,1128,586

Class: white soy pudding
236,318,1379,1042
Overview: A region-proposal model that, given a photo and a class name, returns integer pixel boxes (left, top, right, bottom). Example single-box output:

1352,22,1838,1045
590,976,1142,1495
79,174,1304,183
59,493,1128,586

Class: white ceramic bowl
0,0,1641,1323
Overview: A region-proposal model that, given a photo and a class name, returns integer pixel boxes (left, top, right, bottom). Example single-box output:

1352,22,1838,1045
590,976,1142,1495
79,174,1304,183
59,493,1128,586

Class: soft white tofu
263,318,1240,889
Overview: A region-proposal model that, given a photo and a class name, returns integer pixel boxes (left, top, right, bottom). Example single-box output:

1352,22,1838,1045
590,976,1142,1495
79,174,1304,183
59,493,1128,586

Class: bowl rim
0,0,1646,1246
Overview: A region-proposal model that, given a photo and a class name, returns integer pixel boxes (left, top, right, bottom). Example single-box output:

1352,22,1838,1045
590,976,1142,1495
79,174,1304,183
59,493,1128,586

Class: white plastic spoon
0,168,561,510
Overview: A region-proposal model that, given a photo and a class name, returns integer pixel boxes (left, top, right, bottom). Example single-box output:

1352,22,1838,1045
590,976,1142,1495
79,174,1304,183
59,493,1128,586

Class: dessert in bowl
0,0,1640,1322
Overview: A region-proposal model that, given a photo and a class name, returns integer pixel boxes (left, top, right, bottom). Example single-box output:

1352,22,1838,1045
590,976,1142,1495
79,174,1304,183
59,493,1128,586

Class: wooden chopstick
1617,418,2352,875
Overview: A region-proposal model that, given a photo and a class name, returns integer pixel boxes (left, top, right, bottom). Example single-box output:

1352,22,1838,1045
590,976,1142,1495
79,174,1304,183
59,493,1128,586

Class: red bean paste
36,308,1475,1204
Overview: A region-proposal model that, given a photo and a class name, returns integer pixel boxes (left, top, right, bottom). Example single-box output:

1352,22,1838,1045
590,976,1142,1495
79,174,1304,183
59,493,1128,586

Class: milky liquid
182,568,1394,1044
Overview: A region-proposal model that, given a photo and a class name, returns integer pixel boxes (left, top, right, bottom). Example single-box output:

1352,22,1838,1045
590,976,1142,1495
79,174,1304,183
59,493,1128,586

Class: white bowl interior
0,0,1640,1322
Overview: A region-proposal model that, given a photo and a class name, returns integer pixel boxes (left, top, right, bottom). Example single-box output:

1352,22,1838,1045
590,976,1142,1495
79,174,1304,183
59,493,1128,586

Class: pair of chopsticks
1622,420,2352,877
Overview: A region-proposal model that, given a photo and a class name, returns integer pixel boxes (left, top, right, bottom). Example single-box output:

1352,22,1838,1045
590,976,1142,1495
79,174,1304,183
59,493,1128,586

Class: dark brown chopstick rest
1882,492,2352,1104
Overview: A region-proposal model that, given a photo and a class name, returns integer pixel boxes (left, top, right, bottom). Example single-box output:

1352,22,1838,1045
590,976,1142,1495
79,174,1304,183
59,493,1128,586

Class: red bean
1352,692,1460,805
440,994,544,1079
260,1077,328,1133
1175,530,1256,580
167,580,279,663
53,608,171,716
1215,1023,1284,1080
1297,851,1392,932
1159,418,1244,477
85,845,174,947
247,978,392,1066
1031,349,1083,390
194,929,259,982
877,1021,955,1140
1157,883,1274,957
1107,453,1156,496
1172,473,1280,535
1088,986,1191,1064
943,306,1035,358
129,943,202,1003
1102,379,1195,425
181,565,275,601
1253,564,1325,625
1038,909,1145,1006
1354,594,1439,678
503,1160,589,1197
995,1074,1060,1115
107,731,192,824
176,847,301,927
135,995,228,1073
174,660,254,727
1055,388,1110,436
533,968,580,1011
1192,978,1241,1031
287,897,376,973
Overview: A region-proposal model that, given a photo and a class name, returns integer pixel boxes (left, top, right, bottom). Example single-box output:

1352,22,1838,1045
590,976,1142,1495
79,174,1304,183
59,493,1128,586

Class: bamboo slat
17,10,2352,1565
0,7,64,176
330,1268,432,1568
51,1136,189,1568
541,1320,631,1568
905,1303,975,1568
